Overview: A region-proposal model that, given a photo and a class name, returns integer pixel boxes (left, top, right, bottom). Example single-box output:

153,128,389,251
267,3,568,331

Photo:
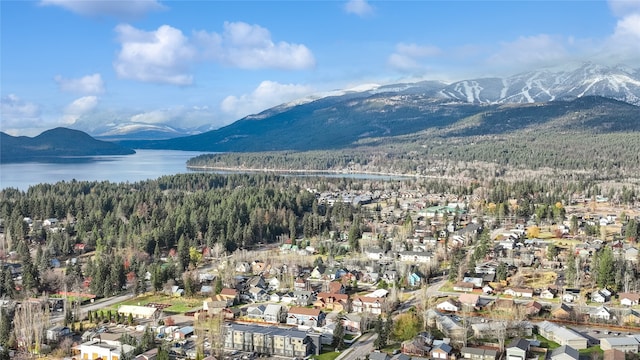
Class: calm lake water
0,150,412,191
0,150,206,191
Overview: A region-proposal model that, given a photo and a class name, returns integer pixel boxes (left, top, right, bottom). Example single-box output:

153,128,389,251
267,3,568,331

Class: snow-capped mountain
438,63,640,105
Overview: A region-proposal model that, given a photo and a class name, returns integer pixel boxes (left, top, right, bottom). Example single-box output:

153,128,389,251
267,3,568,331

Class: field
111,293,203,314
520,270,557,289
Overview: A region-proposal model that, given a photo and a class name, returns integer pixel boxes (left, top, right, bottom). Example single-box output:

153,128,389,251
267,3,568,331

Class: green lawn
313,346,342,360
579,346,603,356
110,293,203,314
536,334,560,349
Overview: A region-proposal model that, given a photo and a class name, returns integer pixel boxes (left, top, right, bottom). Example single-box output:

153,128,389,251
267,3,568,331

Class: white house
590,306,612,321
620,293,640,306
77,340,135,360
436,299,461,312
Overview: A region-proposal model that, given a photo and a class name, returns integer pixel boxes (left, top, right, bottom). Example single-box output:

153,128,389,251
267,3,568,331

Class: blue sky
2,0,639,136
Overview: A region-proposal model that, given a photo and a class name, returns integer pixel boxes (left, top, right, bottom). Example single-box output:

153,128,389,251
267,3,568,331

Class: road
49,292,134,324
335,333,378,360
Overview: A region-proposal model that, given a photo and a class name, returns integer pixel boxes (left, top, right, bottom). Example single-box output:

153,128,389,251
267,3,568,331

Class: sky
1,0,640,136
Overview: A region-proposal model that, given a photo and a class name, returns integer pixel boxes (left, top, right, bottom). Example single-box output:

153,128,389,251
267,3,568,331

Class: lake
0,150,206,191
0,150,413,191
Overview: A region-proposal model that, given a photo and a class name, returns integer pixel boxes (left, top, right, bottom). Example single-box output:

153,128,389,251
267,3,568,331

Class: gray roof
369,352,390,360
551,345,579,360
225,322,310,340
507,338,530,351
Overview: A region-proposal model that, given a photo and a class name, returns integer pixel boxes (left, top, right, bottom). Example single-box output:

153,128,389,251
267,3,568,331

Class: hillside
0,127,136,163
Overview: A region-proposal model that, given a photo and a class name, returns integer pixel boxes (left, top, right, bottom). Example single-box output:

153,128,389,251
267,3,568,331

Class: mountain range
0,127,135,163
120,63,640,152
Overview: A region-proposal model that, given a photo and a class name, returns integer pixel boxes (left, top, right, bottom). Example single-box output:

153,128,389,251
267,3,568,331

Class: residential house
459,294,480,308
536,321,588,350
247,305,267,321
314,292,350,312
203,299,228,314
248,286,269,302
460,347,498,360
328,281,346,294
453,282,475,292
462,277,484,288
352,296,385,315
471,321,533,339
398,251,434,264
174,326,194,340
246,275,267,290
619,293,640,306
401,332,433,356
505,338,530,360
600,337,640,353
251,261,267,275
117,305,158,319
563,289,581,303
590,306,613,321
492,298,515,312
235,262,251,273
77,340,135,360
310,266,326,279
135,348,158,360
592,288,612,303
223,323,321,357
550,346,580,360
623,309,640,325
431,343,452,360
407,272,422,287
46,325,71,343
540,287,558,300
264,304,287,324
294,277,307,291
503,288,534,298
287,307,324,327
436,300,461,313
268,277,281,291
552,304,574,320
370,352,391,360
293,290,314,306
220,288,239,304
524,301,543,316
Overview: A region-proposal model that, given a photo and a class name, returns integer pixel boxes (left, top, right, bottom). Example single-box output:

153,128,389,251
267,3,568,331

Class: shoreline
186,165,421,179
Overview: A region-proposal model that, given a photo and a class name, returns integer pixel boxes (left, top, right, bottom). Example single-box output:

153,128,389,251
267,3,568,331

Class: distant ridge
117,63,640,151
1,127,135,163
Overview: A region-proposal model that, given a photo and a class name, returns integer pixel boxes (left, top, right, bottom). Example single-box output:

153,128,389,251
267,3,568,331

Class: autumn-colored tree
527,226,540,238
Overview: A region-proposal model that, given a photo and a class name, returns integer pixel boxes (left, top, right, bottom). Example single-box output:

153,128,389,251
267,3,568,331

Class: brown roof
288,306,321,316
329,281,344,293
454,282,475,289
619,292,640,301
317,292,349,301
220,288,238,296
459,293,479,305
355,296,383,304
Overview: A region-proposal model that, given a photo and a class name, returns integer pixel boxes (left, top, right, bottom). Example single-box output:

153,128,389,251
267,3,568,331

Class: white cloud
54,73,105,94
0,94,43,135
40,0,164,18
114,24,196,85
63,96,98,125
388,43,442,71
344,0,374,17
194,21,315,70
487,34,569,69
608,0,640,17
128,106,217,129
221,81,314,121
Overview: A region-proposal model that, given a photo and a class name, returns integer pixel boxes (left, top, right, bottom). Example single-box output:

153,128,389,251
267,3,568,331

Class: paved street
335,333,378,360
49,293,134,324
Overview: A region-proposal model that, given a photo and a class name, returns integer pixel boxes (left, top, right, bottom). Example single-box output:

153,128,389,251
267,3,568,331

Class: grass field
536,334,560,349
112,293,203,314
